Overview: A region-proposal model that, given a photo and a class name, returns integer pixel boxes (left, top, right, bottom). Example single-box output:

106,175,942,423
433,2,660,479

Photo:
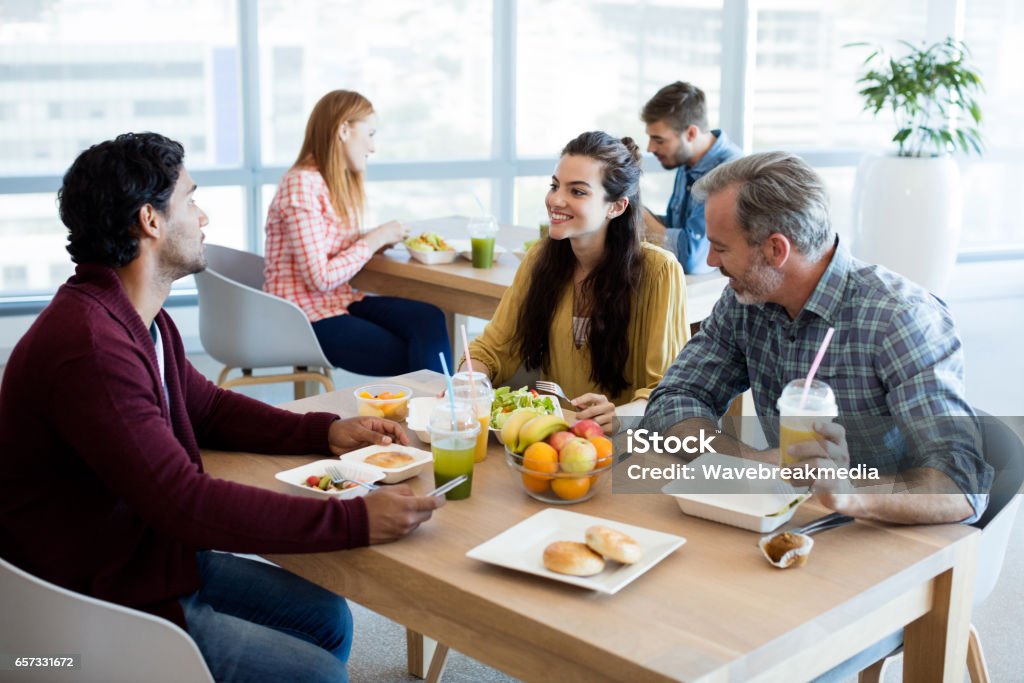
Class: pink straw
460,324,475,394
800,327,835,410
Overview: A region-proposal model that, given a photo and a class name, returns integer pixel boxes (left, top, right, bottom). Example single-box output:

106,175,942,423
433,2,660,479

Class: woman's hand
365,220,408,252
570,393,616,434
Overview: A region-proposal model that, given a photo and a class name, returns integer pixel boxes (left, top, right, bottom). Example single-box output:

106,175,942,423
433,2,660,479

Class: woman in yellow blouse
461,131,689,433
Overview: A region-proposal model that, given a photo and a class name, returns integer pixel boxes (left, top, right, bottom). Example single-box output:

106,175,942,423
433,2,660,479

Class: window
1,0,1022,305
516,0,724,157
257,0,493,165
0,1,239,175
751,0,928,151
960,0,1024,250
0,193,72,295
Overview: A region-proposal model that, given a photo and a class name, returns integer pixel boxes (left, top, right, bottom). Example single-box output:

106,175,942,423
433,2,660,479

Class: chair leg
425,643,450,683
858,657,888,683
967,623,990,683
216,366,233,386
294,366,309,400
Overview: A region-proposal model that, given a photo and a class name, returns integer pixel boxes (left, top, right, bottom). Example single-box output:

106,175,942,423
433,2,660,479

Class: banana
500,408,542,450
516,414,571,453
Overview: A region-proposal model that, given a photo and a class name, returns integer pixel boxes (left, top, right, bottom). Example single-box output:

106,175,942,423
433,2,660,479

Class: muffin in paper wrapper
758,531,814,569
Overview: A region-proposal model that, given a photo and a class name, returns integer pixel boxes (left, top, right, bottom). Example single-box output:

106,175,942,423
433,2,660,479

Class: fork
535,380,573,407
788,512,855,536
325,464,379,491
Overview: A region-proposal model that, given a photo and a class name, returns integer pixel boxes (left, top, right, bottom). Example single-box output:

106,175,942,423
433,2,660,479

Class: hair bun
620,136,642,164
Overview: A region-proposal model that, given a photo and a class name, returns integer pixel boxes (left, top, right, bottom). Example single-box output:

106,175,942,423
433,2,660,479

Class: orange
523,442,558,476
589,436,613,466
521,473,550,494
551,476,591,500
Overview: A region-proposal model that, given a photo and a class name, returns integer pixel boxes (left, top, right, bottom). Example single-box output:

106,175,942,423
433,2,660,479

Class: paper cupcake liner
758,532,815,569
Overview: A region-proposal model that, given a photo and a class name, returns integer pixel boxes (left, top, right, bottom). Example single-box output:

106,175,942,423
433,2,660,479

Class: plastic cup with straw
453,325,493,462
429,353,479,499
778,327,839,467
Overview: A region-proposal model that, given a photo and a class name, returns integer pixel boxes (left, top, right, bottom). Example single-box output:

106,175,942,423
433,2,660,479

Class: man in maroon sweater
0,132,443,682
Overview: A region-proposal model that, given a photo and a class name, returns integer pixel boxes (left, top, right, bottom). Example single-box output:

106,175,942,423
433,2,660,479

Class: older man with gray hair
642,151,989,529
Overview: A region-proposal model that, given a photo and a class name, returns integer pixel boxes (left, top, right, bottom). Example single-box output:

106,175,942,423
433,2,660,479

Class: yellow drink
777,378,838,468
779,422,822,466
473,414,491,462
453,383,494,464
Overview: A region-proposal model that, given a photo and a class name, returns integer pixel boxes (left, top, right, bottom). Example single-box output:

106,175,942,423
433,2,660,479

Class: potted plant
849,37,984,295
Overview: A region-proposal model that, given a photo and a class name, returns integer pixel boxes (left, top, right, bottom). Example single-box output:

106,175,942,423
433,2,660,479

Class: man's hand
328,417,410,456
785,420,857,509
363,485,445,544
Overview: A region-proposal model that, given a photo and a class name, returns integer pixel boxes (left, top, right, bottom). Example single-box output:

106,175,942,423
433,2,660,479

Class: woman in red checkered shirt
264,90,452,375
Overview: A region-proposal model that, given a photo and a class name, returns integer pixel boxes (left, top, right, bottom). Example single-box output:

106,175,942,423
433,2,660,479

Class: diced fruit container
275,459,385,500
354,384,412,421
505,445,613,505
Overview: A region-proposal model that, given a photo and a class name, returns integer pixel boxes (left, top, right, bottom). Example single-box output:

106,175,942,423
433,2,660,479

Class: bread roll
542,541,605,576
364,451,414,468
585,525,642,564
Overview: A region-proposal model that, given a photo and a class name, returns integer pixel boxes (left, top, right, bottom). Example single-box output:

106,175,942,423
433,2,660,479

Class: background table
203,370,978,683
350,216,728,343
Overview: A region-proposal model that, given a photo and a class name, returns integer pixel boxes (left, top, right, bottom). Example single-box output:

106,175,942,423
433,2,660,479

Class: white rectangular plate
338,444,433,483
466,508,686,594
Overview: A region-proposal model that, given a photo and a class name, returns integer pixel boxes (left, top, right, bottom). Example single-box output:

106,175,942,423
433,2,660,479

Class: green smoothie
432,436,476,499
470,236,496,269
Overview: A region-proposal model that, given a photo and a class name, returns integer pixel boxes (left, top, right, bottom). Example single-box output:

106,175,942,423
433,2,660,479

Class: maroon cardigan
0,264,369,628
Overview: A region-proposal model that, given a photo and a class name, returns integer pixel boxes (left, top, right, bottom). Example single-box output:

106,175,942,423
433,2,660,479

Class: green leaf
850,36,985,157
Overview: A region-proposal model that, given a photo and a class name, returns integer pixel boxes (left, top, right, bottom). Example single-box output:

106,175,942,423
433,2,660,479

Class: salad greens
490,386,557,429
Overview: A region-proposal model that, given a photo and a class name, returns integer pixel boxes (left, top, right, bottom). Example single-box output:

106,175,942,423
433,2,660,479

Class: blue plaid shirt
662,130,743,275
642,239,990,519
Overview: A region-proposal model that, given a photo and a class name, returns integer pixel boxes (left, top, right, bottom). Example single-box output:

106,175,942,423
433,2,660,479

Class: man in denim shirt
641,81,743,274
642,152,990,526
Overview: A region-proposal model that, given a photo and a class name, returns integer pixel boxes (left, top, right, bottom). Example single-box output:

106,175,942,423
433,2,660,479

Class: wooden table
349,216,728,341
203,370,978,683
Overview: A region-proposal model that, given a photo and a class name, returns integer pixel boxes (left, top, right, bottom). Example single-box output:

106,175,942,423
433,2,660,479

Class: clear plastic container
776,379,838,466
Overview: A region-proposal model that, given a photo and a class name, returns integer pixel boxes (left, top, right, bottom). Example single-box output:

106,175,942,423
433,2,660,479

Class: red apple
546,430,575,452
559,437,597,473
570,419,603,440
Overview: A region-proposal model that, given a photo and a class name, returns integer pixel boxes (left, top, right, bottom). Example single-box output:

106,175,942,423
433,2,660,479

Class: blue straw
438,352,457,430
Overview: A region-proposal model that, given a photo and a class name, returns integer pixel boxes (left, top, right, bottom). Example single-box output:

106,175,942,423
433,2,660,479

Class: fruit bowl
505,444,613,505
354,384,412,421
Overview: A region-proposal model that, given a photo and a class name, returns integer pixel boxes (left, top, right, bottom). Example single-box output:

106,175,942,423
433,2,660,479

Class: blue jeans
312,296,452,376
181,551,352,683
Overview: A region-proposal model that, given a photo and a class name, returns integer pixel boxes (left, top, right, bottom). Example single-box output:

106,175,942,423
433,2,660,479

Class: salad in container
490,386,561,444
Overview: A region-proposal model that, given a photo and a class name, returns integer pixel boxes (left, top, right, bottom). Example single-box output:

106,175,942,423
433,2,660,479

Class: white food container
275,459,385,499
338,444,433,484
662,453,809,532
406,396,440,443
407,247,457,265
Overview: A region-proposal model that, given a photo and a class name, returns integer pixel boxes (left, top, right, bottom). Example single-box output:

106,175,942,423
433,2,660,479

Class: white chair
195,243,334,398
858,416,1024,683
0,556,214,683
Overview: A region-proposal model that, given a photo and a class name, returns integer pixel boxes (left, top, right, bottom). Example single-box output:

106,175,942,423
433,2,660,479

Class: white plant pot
852,154,963,296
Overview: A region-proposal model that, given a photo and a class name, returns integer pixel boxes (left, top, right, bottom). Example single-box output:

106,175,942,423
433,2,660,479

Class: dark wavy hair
513,131,645,398
641,81,708,133
59,132,185,266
